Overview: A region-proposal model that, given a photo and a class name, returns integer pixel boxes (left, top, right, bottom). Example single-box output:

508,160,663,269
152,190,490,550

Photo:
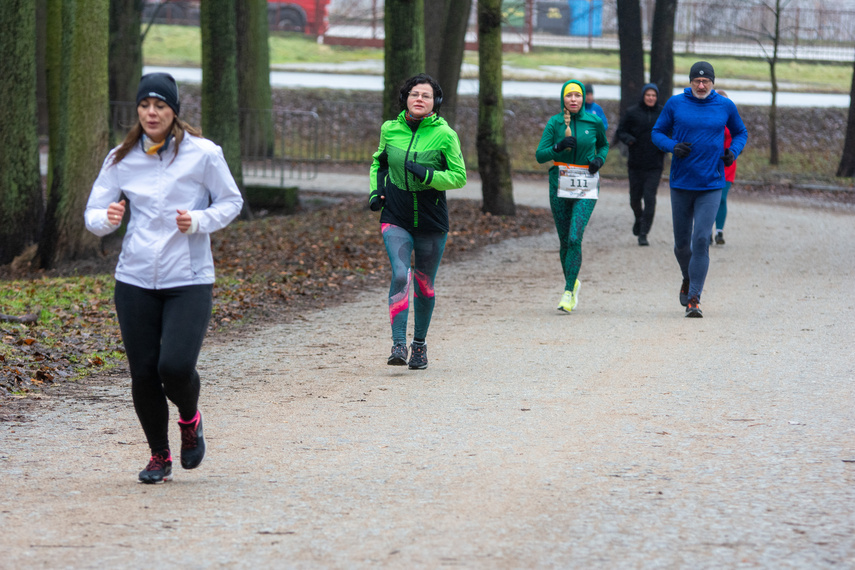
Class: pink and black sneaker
178,411,206,470
139,451,173,484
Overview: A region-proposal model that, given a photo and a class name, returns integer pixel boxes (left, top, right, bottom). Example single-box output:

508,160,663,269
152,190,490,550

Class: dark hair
398,73,444,115
110,116,202,167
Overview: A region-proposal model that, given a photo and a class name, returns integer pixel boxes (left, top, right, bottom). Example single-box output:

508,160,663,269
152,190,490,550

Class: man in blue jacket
652,61,747,318
584,83,608,130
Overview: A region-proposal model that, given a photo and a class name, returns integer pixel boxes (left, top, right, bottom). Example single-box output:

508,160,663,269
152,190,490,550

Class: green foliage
144,24,381,66
268,34,381,63
0,274,123,392
142,24,202,66
0,274,115,328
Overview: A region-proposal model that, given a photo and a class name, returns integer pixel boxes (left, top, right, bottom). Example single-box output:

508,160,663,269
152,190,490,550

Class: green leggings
549,192,597,291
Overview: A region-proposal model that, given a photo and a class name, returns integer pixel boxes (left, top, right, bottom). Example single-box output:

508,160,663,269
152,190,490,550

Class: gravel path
1,179,853,568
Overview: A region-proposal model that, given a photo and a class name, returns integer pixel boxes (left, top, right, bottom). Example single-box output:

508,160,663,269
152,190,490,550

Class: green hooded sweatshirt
534,80,609,194
369,110,466,233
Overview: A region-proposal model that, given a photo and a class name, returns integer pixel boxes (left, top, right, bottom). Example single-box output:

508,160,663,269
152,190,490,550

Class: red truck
268,0,330,35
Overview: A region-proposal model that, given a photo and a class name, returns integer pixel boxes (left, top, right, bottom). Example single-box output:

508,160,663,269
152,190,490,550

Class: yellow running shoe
557,280,581,313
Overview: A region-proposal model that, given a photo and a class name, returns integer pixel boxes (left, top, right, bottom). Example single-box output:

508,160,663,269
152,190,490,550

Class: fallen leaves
1,192,553,398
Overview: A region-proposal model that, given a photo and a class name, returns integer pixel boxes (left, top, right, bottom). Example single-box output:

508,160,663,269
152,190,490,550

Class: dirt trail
1,180,853,568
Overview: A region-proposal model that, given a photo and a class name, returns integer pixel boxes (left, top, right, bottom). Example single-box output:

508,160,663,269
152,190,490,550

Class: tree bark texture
109,0,143,105
650,0,677,102
201,0,249,217
837,57,855,177
45,0,65,196
0,0,43,265
236,0,274,158
40,0,109,267
477,0,515,216
383,0,424,121
768,0,781,165
616,0,645,119
424,0,471,128
423,0,445,78
36,0,49,138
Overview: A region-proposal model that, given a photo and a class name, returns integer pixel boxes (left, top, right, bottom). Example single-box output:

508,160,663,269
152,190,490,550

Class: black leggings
628,166,663,236
114,281,213,454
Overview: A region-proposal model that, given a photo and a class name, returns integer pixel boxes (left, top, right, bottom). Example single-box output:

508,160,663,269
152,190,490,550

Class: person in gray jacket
85,73,243,484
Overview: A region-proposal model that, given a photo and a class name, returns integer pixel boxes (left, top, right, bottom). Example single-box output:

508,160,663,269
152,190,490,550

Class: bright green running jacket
369,111,466,233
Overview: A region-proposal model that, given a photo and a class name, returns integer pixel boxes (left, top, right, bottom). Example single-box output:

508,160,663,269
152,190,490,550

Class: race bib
557,163,599,199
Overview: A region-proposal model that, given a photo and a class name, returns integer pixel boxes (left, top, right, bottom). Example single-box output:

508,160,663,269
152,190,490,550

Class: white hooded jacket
85,135,244,290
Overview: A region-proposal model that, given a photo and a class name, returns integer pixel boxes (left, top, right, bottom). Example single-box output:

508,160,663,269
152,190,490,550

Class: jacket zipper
407,128,419,227
152,153,163,288
572,114,578,164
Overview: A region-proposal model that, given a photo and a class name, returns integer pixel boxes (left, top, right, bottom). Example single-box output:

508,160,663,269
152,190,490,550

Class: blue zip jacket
585,101,608,130
651,88,747,191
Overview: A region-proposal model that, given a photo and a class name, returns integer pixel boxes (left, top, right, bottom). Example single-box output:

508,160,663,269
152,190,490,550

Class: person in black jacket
615,83,665,246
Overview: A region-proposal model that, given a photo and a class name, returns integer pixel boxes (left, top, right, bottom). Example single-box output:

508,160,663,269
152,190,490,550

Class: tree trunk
44,0,65,197
424,0,472,127
768,0,781,166
650,0,677,101
383,0,424,121
769,61,779,166
836,57,855,176
36,0,49,139
477,0,514,216
201,0,250,219
236,0,274,158
40,0,110,267
423,0,445,78
0,0,43,265
109,0,142,105
616,0,645,119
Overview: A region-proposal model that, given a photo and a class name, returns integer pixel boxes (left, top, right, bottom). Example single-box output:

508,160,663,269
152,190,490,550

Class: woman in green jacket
535,80,609,313
369,74,467,369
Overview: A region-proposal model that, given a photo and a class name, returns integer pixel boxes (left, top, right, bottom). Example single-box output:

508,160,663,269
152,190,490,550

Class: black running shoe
632,219,641,236
387,343,407,366
139,451,173,484
178,411,206,470
408,342,428,370
679,278,690,307
685,296,703,318
715,232,725,245
638,234,649,246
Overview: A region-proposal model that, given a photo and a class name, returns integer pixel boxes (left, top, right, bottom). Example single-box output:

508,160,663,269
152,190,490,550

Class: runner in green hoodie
535,80,609,313
369,74,467,369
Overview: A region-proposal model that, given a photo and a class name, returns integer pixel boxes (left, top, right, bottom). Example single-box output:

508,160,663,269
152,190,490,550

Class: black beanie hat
136,73,180,115
689,61,715,83
584,83,594,95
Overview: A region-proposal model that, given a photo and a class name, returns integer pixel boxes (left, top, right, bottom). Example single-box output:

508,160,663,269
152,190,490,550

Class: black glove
722,148,735,167
369,195,384,211
673,142,692,158
405,160,431,183
553,136,577,152
623,134,637,146
588,157,604,174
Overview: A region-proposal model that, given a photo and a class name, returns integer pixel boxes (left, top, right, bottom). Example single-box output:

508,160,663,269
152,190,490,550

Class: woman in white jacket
85,73,243,484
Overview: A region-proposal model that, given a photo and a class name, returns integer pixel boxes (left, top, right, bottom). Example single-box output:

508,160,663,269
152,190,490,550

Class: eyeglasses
408,91,434,100
691,78,712,87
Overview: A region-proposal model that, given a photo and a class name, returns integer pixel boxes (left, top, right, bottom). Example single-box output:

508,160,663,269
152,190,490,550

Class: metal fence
325,0,855,62
110,101,525,185
110,103,322,184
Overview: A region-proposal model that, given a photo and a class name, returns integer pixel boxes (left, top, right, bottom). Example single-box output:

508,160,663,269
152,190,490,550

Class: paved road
144,65,851,108
1,178,853,568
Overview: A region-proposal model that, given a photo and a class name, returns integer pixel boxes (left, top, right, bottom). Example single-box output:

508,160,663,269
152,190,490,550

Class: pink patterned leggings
381,223,447,345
